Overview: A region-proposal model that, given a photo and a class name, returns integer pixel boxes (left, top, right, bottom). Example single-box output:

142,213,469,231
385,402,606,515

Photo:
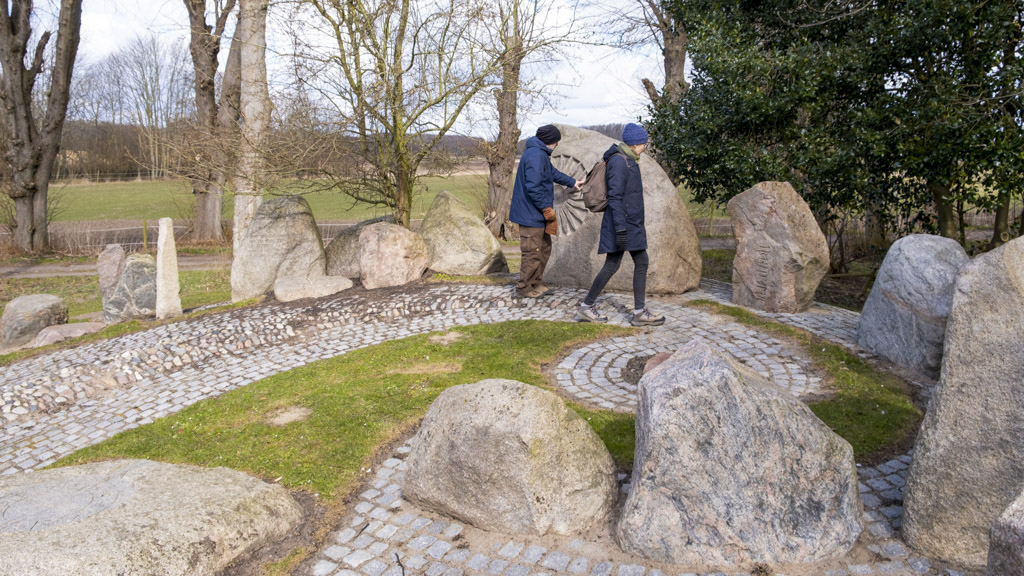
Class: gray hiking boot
629,307,665,326
574,304,608,323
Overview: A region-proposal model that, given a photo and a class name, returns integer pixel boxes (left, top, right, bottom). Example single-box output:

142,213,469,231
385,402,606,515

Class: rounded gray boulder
0,459,303,576
403,379,617,536
857,234,968,378
420,190,508,276
0,294,68,349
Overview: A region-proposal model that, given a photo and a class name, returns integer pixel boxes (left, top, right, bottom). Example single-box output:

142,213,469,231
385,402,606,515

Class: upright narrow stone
156,218,183,319
97,244,126,307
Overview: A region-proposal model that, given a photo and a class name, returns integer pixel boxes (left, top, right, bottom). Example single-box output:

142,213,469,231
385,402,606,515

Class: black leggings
583,249,649,310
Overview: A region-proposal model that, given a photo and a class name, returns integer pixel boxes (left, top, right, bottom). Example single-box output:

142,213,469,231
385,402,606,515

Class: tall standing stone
543,125,702,294
97,244,126,306
728,181,829,313
857,234,968,378
231,196,326,302
617,339,862,565
420,191,508,276
155,218,183,319
902,237,1024,567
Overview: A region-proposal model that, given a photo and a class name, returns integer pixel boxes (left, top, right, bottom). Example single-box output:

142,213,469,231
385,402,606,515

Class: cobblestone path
0,280,954,576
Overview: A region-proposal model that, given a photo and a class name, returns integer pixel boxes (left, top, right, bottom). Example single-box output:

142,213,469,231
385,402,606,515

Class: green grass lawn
46,174,490,222
54,321,636,497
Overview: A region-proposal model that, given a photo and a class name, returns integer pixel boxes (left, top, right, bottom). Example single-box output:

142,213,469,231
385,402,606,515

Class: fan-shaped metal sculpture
550,153,595,236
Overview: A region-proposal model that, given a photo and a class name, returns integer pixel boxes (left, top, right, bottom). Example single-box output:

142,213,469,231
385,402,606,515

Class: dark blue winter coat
599,144,647,254
509,136,577,228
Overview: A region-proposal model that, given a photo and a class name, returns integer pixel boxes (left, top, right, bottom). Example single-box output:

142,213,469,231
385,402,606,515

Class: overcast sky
78,0,661,139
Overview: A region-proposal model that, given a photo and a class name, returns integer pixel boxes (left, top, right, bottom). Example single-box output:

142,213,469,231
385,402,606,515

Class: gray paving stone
324,545,352,561
522,546,546,564
567,557,588,574
489,559,511,574
311,560,338,576
344,550,375,568
406,555,429,570
408,534,437,551
506,565,530,576
498,542,524,559
427,562,449,576
363,559,389,576
444,548,471,563
617,565,645,576
427,540,453,559
468,554,491,571
591,562,612,576
540,551,570,571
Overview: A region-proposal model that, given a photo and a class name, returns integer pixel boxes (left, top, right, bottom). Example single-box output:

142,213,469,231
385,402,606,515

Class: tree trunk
185,0,234,242
990,190,1011,249
486,27,523,240
0,0,82,253
233,0,269,250
640,0,688,106
928,180,957,239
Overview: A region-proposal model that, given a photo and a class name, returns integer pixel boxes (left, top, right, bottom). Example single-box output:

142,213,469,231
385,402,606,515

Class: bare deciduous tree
296,0,495,228
0,0,83,253
233,0,270,249
184,0,240,242
481,0,577,240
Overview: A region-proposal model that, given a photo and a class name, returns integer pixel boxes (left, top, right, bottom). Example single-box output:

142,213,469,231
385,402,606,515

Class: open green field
46,174,491,222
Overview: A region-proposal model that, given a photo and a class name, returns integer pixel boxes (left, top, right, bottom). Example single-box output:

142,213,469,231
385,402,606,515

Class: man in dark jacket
574,122,665,326
509,124,582,298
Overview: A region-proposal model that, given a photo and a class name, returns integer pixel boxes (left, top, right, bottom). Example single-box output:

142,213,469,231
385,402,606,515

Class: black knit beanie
536,124,561,145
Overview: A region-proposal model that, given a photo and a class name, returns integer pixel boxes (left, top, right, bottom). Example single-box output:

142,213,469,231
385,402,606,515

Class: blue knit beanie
622,123,649,146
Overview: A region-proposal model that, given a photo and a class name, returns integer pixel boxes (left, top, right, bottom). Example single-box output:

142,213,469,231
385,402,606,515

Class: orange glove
542,207,557,236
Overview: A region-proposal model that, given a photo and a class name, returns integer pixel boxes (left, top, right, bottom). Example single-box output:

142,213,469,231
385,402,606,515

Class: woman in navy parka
574,123,665,326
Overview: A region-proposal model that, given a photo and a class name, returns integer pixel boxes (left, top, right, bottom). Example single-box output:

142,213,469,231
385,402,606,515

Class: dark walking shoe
574,304,608,323
629,307,665,326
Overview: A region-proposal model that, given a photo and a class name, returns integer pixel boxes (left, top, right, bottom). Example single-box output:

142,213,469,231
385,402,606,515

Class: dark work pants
582,249,649,310
517,226,551,292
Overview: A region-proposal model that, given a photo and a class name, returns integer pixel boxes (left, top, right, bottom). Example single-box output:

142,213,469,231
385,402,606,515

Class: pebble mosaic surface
0,280,956,575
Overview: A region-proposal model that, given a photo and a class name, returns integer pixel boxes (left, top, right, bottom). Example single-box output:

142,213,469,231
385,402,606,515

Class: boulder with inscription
156,217,183,319
857,234,968,378
103,254,157,323
544,125,702,294
0,459,302,576
988,491,1024,576
0,294,68,349
403,379,617,536
358,222,429,289
96,244,126,306
420,191,508,276
902,236,1024,567
617,339,862,565
728,181,829,313
231,196,326,302
325,215,393,278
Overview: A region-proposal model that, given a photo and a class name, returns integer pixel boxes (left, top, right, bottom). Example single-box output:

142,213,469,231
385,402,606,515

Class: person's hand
615,230,628,251
573,177,585,191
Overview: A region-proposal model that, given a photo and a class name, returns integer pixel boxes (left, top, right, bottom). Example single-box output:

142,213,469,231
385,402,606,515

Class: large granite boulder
544,125,702,294
902,236,1024,567
0,294,68,348
156,217,183,319
857,234,968,378
988,491,1024,576
727,181,829,312
103,254,157,323
273,275,353,302
358,222,429,289
403,379,617,536
231,196,326,302
325,215,393,278
617,339,862,565
96,244,126,306
420,190,508,276
0,459,302,576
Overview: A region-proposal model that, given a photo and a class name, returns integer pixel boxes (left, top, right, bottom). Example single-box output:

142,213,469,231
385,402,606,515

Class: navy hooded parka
598,144,647,254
